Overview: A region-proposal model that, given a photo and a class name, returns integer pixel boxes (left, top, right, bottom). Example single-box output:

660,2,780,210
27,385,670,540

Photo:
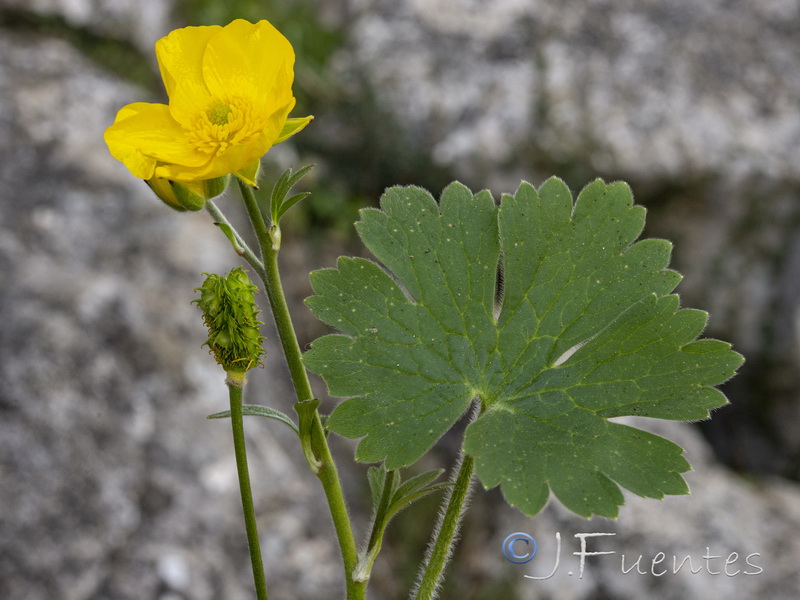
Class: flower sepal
146,174,230,212
235,159,261,188
276,116,314,144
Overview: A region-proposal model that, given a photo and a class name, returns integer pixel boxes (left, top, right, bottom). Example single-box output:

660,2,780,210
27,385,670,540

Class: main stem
228,381,269,600
413,454,475,600
237,180,365,600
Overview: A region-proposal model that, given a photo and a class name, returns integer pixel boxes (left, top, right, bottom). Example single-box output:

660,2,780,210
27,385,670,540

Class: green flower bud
203,174,231,199
145,174,231,212
193,267,266,378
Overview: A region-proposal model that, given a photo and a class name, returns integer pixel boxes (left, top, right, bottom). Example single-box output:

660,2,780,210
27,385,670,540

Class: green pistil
209,103,231,126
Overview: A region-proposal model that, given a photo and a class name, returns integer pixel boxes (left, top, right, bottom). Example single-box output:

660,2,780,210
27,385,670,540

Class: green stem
228,381,269,600
236,180,273,264
311,410,365,600
235,179,365,600
412,454,475,600
205,199,265,277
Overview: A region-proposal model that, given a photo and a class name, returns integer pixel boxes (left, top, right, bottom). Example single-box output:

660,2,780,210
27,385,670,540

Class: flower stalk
205,199,265,274
235,179,365,599
228,380,269,600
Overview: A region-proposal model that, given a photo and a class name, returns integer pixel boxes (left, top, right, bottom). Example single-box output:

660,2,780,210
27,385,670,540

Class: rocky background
1,1,800,599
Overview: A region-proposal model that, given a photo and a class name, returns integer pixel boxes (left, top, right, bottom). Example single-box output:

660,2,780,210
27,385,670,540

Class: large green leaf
303,178,743,518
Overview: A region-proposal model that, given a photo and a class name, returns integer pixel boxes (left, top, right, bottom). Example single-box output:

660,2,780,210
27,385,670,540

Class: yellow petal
262,55,297,117
167,80,215,127
105,128,157,180
104,102,209,173
250,96,295,153
105,103,160,178
202,20,295,105
155,133,273,182
155,24,220,117
275,116,314,144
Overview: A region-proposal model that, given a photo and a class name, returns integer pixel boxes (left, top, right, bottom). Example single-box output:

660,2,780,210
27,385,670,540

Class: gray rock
340,0,800,186
0,0,176,51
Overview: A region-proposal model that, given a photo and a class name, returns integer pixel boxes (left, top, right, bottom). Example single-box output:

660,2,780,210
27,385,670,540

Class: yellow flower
104,19,312,185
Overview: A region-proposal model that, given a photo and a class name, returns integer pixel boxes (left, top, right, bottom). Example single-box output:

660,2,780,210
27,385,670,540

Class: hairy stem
205,199,265,277
235,179,365,599
412,453,475,600
228,381,269,600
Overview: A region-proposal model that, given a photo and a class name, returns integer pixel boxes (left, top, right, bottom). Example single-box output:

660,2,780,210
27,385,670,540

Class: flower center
187,97,263,156
209,103,231,126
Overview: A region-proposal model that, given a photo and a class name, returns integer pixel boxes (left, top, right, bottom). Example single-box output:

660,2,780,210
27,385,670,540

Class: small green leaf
386,483,452,521
367,464,387,510
208,404,299,434
269,165,314,224
304,178,743,518
357,465,449,583
294,398,322,427
385,468,449,520
392,468,445,500
277,191,312,220
281,164,314,198
294,398,323,472
269,169,291,221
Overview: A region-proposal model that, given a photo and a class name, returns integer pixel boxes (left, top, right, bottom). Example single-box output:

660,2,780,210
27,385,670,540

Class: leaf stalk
412,453,475,600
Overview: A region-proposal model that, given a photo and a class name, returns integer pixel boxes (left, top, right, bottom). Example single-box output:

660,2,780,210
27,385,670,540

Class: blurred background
1,0,800,598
